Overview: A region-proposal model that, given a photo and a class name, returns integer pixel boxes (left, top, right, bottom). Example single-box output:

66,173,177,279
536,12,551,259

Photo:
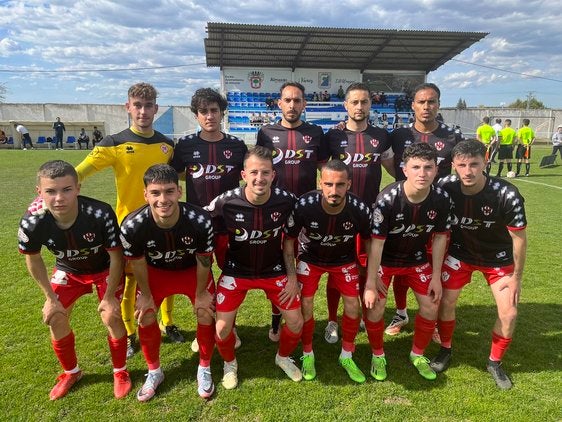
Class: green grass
0,149,561,421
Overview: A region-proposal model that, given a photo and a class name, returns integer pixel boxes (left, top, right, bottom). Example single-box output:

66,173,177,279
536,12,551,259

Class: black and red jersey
171,132,248,207
438,175,527,267
257,122,328,196
120,202,214,270
325,125,392,208
285,191,372,266
18,196,121,274
391,123,464,181
371,181,453,267
206,187,296,278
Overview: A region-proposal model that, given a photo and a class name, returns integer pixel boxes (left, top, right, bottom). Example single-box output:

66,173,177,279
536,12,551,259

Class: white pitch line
512,178,562,190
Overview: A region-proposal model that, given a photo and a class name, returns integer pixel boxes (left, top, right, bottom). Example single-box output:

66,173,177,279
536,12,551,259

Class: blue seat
7,136,13,144
37,136,46,144
66,136,76,144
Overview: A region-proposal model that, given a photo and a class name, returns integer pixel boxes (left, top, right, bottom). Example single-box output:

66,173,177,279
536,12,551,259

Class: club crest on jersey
434,141,445,151
343,221,353,230
482,205,493,216
303,135,312,144
271,211,281,222
370,138,379,148
182,236,193,245
83,232,96,242
160,144,170,154
427,210,437,220
223,149,232,159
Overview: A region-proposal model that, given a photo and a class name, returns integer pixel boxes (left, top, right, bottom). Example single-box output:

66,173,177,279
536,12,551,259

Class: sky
1,0,561,108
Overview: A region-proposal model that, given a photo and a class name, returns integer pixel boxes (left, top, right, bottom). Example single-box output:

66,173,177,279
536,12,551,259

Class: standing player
363,143,451,381
496,119,516,177
430,140,527,390
284,160,372,383
476,116,497,175
324,82,395,343
74,82,180,354
515,119,535,177
171,87,247,351
120,164,216,401
386,82,463,336
18,160,131,400
257,81,328,341
207,146,303,389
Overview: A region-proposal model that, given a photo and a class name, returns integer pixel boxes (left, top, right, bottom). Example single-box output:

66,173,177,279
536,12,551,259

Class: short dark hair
128,82,158,101
505,119,512,125
322,159,350,178
522,118,530,126
345,82,371,99
483,116,490,124
37,160,78,184
402,142,438,164
279,82,305,97
412,83,441,100
451,139,486,160
190,88,228,114
143,164,179,187
244,145,273,168
495,118,502,124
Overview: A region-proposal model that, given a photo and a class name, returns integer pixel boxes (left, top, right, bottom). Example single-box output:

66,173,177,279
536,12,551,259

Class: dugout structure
205,23,487,136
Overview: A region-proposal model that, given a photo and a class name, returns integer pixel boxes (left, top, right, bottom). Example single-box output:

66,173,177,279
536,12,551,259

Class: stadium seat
66,136,76,144
37,136,46,144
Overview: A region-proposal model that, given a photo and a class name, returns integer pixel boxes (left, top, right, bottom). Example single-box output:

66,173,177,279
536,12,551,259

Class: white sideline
512,178,562,190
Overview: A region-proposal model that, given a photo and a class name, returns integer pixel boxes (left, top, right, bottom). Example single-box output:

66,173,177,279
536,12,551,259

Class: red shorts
50,269,124,309
441,255,514,290
297,261,359,297
379,262,433,297
215,274,301,312
146,266,215,307
214,233,229,270
356,235,368,267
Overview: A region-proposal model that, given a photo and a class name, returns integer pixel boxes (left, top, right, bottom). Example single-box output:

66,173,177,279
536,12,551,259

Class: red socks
412,314,436,355
197,323,215,367
215,329,236,363
365,318,385,355
52,331,77,371
437,319,456,348
490,332,512,361
107,335,127,369
278,325,302,357
301,318,315,353
341,314,360,353
138,322,161,370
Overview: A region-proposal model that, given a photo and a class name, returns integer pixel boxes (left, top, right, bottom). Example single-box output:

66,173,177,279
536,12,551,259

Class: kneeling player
431,140,527,390
120,164,216,401
208,146,303,389
18,160,131,400
284,159,371,382
364,143,452,381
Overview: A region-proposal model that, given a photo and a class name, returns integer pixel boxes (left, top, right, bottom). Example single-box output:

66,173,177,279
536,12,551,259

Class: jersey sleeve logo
161,144,170,154
373,208,384,224
18,228,29,243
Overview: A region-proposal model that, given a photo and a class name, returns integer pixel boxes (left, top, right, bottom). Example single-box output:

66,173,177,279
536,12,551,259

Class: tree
507,97,546,109
456,98,467,109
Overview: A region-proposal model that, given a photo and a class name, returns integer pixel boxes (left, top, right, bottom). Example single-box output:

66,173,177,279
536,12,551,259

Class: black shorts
516,144,531,159
498,145,513,160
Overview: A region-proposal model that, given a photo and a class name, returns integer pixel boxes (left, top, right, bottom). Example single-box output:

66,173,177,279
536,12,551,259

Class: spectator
337,85,345,100
14,123,34,149
0,129,7,144
551,124,562,159
77,128,90,150
53,117,66,150
92,126,103,148
265,96,276,110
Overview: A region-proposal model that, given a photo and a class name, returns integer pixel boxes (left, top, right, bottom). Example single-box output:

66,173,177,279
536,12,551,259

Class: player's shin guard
196,323,215,367
121,274,137,336
437,319,456,348
271,303,282,334
489,332,512,362
138,322,161,370
326,281,341,323
52,331,78,371
412,314,437,355
364,318,385,356
393,276,409,310
525,163,530,174
107,335,127,370
341,314,360,353
215,330,236,363
160,296,174,327
497,162,504,177
516,163,522,175
301,317,315,353
507,162,512,172
278,325,302,357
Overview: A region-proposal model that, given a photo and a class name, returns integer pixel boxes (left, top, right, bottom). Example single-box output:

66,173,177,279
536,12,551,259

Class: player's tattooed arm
196,254,212,268
195,253,214,316
280,237,300,306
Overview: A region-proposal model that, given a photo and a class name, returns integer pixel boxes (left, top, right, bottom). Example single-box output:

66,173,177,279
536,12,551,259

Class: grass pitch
0,149,560,421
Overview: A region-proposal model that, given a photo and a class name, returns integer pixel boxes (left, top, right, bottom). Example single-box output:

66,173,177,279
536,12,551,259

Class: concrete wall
0,103,198,148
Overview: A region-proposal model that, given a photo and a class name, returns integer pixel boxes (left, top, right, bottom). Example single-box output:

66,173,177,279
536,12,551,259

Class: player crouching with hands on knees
363,143,453,381
119,164,217,401
18,160,131,400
